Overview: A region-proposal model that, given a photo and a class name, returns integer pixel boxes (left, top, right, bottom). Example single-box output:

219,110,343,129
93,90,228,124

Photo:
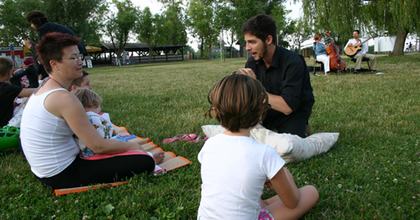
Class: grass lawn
1,53,419,219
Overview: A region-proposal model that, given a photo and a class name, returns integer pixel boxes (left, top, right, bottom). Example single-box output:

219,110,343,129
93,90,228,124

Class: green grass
1,53,420,219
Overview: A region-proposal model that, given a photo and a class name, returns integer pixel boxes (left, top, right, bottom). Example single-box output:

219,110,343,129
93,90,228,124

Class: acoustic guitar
344,35,378,57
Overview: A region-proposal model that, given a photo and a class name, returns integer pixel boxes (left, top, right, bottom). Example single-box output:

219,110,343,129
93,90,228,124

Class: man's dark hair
354,30,360,35
26,10,48,28
241,14,277,45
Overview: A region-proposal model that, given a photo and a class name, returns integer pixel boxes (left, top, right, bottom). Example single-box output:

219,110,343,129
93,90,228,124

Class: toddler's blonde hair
71,88,102,108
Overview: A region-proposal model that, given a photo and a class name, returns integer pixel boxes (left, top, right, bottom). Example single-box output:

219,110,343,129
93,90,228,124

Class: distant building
211,46,240,58
90,43,186,65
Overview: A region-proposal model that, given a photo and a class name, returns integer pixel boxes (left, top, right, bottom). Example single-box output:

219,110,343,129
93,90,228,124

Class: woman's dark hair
241,14,277,45
26,10,48,28
206,74,270,132
35,32,80,73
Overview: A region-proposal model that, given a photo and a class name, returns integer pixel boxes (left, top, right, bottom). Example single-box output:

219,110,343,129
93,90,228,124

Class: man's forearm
267,93,293,115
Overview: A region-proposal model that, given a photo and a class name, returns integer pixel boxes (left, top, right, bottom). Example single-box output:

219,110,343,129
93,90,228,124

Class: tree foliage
0,0,41,45
186,0,219,59
42,0,107,45
365,0,420,55
160,1,187,46
214,4,236,58
106,0,139,64
0,0,107,46
137,7,165,63
272,4,295,47
291,16,313,51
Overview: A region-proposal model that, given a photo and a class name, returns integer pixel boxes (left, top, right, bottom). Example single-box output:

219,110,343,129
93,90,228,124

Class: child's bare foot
153,151,165,164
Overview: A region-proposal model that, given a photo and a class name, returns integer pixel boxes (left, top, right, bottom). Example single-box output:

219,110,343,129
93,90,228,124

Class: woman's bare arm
44,90,145,154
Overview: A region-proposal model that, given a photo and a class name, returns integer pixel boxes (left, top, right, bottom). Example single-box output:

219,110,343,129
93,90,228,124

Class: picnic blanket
54,125,192,196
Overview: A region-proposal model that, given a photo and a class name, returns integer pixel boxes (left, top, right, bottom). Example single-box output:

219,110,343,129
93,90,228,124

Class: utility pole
220,30,223,62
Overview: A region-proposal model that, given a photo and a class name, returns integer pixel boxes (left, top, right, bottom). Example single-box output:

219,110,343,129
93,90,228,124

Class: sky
130,0,303,50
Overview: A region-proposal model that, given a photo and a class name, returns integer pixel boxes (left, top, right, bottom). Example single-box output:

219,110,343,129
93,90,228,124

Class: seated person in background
11,57,39,88
313,33,330,75
9,68,24,87
69,70,92,91
21,32,157,190
198,74,318,219
344,30,377,73
37,58,48,80
0,57,36,127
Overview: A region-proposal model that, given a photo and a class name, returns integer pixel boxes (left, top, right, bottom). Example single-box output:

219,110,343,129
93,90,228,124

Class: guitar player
344,30,377,73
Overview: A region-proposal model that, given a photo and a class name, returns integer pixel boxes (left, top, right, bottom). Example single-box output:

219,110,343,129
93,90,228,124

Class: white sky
130,0,302,50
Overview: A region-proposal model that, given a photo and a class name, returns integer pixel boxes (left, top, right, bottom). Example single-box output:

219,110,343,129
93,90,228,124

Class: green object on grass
0,126,20,150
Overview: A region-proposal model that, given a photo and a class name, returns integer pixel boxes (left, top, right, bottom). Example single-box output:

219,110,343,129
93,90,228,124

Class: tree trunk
239,43,245,57
148,46,152,63
208,43,212,60
200,37,204,59
229,31,235,58
391,29,408,56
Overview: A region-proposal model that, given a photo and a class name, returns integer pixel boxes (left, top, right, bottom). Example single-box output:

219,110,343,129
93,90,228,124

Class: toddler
71,88,165,172
198,74,319,219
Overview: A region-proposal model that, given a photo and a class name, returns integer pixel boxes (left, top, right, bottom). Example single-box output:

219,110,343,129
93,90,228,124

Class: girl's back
198,133,285,219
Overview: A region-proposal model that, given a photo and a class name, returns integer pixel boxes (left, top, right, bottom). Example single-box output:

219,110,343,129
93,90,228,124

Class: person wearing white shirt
313,33,330,75
344,30,377,73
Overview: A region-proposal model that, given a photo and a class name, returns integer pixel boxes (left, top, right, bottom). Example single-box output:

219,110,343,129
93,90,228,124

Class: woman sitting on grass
198,74,319,219
20,32,157,190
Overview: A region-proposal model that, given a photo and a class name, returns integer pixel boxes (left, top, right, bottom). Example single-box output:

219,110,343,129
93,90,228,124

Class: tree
215,4,236,58
0,0,107,47
186,0,219,59
137,7,164,63
106,0,138,66
42,0,107,46
291,16,313,53
0,0,42,46
365,0,420,56
160,1,188,46
272,4,295,48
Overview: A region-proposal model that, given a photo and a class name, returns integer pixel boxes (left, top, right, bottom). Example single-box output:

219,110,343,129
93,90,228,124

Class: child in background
198,74,319,220
71,88,165,172
0,57,36,127
69,70,92,91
